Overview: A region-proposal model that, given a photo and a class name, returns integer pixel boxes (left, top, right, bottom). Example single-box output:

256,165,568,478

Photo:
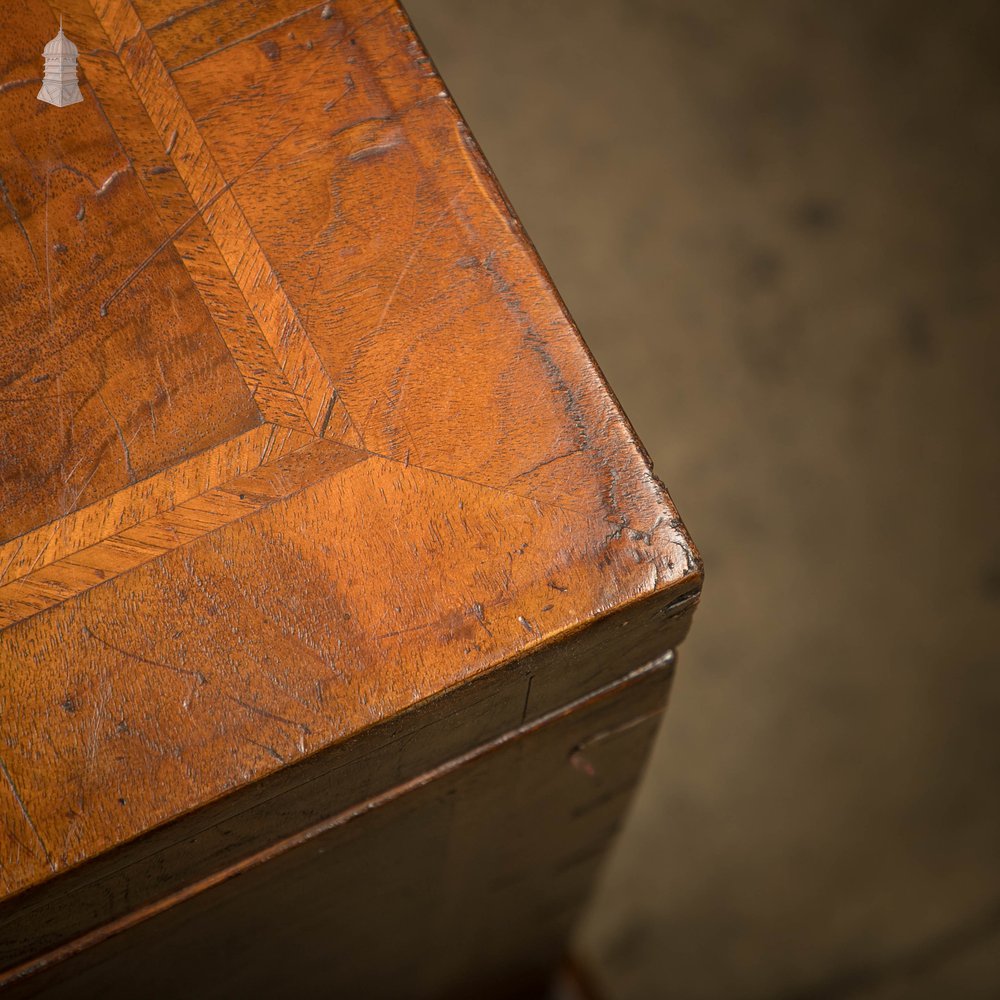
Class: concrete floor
405,2,1000,998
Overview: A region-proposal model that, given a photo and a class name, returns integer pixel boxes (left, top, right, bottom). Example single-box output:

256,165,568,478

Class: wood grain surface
0,0,702,983
2,655,676,999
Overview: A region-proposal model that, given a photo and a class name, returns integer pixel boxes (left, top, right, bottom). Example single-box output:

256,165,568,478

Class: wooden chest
0,2,701,996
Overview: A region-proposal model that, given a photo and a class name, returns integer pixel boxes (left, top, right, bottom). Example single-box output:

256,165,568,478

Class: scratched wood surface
4,656,675,999
0,0,702,986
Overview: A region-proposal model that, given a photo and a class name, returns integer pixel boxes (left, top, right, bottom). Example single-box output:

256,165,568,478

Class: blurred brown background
404,2,1000,998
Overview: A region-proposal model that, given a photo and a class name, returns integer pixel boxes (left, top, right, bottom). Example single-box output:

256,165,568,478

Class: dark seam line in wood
519,674,534,725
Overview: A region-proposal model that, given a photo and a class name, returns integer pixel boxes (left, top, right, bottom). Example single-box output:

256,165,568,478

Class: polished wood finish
4,656,674,999
0,1,701,993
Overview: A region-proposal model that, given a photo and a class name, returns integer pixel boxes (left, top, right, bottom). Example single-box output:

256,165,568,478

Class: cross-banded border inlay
0,2,377,629
0,426,365,631
51,0,362,445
